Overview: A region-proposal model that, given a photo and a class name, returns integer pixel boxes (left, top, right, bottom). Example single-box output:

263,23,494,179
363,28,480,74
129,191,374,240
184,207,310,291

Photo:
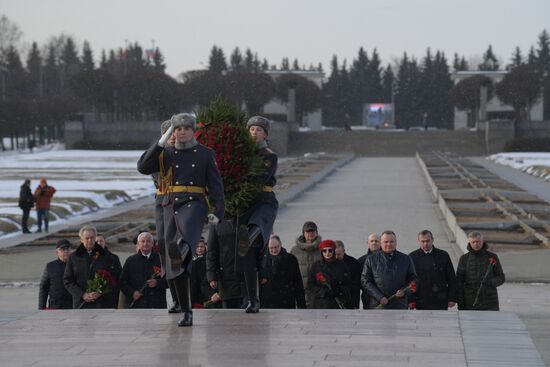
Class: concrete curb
416,153,550,282
277,154,356,206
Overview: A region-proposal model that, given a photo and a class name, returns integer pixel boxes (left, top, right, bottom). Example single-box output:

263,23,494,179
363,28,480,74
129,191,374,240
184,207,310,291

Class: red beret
319,240,336,251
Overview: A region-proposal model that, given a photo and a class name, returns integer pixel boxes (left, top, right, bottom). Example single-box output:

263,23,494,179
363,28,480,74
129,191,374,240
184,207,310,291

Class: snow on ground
488,152,550,181
0,147,154,238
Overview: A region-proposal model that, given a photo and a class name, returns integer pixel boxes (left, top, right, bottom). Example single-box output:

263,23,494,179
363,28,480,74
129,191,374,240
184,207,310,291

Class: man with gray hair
137,113,225,326
64,225,118,309
457,231,505,310
120,232,167,309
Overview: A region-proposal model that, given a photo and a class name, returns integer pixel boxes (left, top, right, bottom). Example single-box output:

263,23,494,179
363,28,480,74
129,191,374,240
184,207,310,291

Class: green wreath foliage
195,98,266,218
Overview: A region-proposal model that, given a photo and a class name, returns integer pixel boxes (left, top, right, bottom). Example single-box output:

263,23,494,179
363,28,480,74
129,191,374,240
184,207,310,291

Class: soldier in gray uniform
151,120,180,313
238,116,279,313
138,113,224,326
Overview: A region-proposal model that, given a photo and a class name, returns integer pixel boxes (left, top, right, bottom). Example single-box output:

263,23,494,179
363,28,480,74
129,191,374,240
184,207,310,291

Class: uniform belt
262,186,274,192
168,186,206,194
155,189,166,196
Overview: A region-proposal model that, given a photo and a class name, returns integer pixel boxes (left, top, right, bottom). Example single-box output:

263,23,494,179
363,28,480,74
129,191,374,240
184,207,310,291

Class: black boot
238,225,262,257
244,271,260,313
173,274,193,326
167,280,181,313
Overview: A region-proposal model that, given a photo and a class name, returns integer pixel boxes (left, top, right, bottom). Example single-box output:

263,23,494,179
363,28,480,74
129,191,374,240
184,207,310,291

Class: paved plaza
1,157,549,366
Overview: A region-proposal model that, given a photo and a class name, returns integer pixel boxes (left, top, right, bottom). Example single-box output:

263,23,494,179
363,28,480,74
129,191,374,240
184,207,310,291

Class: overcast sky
2,0,549,78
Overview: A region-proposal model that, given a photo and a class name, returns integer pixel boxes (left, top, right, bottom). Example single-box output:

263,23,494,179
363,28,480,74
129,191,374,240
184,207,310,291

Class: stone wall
287,130,487,156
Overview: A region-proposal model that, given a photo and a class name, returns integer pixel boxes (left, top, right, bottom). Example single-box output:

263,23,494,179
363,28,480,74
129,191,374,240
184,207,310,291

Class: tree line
1,13,549,150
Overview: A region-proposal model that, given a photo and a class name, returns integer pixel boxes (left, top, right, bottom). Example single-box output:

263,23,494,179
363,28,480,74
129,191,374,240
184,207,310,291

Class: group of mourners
38,113,506,329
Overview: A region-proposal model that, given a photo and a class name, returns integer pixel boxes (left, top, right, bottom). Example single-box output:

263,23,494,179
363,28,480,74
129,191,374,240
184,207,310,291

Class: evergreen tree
453,53,469,71
81,41,94,72
26,42,43,98
535,29,550,74
208,45,227,74
527,46,537,65
280,57,290,71
292,58,300,70
244,48,254,70
230,47,243,70
365,48,384,103
261,58,269,71
349,47,369,123
381,64,394,102
4,45,27,100
395,52,423,129
507,46,523,70
42,45,60,96
322,55,343,126
478,45,500,71
450,75,492,127
152,47,165,73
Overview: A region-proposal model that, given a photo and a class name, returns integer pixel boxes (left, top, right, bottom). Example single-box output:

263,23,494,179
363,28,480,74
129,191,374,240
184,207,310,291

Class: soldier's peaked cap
171,113,196,130
246,116,270,134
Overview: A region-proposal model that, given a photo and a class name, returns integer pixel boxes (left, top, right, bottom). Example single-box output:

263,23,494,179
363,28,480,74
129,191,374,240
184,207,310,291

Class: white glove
207,214,220,225
157,124,174,147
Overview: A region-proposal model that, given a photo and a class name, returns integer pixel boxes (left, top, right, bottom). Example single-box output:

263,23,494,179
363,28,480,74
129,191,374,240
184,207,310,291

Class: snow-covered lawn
488,152,550,181
0,145,154,238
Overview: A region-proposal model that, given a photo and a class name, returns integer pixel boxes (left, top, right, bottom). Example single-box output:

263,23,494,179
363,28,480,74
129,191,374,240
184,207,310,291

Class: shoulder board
265,148,275,154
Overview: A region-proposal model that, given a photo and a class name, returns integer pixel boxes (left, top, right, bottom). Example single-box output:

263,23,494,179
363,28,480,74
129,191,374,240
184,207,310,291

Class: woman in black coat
306,240,352,309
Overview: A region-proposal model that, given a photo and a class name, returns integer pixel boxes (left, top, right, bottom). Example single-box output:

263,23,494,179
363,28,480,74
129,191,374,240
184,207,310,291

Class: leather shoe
178,311,193,327
168,303,181,314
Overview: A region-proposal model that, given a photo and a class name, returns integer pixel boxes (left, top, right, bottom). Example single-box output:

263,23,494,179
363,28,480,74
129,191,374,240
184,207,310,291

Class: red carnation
488,257,497,266
315,272,327,283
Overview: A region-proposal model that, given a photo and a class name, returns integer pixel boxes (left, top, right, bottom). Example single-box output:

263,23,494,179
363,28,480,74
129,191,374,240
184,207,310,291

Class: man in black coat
357,233,380,309
38,239,73,309
335,240,362,309
121,232,167,309
63,225,118,309
361,230,417,309
18,179,34,233
408,230,458,310
260,235,306,309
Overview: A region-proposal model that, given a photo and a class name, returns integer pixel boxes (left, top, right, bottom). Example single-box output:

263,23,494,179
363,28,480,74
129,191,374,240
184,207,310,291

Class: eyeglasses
322,248,334,253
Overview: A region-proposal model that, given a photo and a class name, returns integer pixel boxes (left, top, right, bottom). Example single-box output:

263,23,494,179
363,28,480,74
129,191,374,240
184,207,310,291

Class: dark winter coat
19,184,34,210
38,259,73,310
290,235,322,290
138,142,225,279
456,242,505,311
342,253,362,309
120,252,167,309
306,259,352,309
191,255,218,307
260,247,306,309
361,250,417,309
63,243,118,309
206,220,242,302
409,246,458,310
104,247,122,308
238,146,279,248
357,249,377,309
